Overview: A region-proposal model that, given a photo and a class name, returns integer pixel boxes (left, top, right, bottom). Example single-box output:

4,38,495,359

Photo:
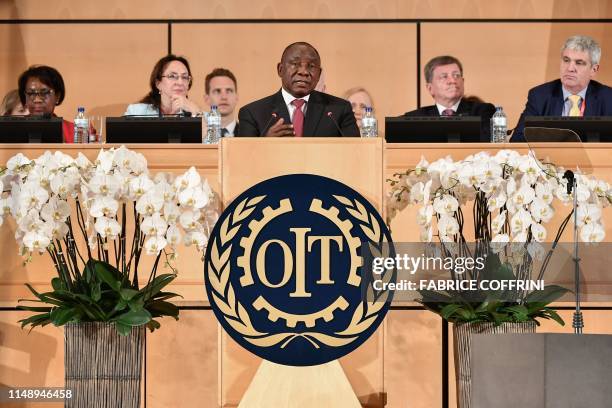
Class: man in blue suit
512,35,612,142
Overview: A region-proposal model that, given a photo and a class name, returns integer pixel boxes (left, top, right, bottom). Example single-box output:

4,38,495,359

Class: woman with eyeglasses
18,65,75,142
125,54,202,116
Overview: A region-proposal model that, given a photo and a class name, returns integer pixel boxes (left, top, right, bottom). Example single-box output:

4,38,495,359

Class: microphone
563,170,575,194
261,112,278,136
177,108,193,117
326,111,345,137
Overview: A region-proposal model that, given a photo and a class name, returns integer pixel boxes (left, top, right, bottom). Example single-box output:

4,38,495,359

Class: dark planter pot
453,321,536,408
64,322,144,408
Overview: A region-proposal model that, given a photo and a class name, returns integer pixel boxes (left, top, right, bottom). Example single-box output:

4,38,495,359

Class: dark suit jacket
236,89,360,137
403,99,496,142
511,79,612,142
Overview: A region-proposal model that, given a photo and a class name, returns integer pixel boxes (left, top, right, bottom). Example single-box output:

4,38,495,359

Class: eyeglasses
161,73,192,82
25,89,55,100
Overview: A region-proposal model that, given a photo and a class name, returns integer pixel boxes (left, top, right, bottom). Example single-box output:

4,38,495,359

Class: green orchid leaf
91,282,102,302
140,274,177,299
418,289,455,303
146,319,161,333
115,321,132,336
50,307,81,326
82,260,97,284
147,300,179,319
120,288,139,301
152,291,183,301
128,297,145,312
93,261,122,292
18,313,51,328
51,278,67,291
114,308,152,327
524,285,570,304
24,283,43,300
541,308,566,326
440,304,464,321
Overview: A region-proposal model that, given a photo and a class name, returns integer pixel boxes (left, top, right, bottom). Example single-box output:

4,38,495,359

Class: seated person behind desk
237,41,359,137
344,87,374,132
511,35,612,142
1,89,29,116
125,54,202,116
18,65,75,142
204,68,239,137
403,55,496,141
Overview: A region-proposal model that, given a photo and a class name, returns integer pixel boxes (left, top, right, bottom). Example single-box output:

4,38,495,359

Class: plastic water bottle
73,107,89,144
490,106,507,143
361,107,378,138
205,105,222,144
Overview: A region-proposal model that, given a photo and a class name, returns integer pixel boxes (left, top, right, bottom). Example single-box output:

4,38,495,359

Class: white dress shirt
281,88,311,121
436,99,462,115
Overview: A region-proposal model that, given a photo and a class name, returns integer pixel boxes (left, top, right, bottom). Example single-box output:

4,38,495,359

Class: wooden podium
219,138,384,407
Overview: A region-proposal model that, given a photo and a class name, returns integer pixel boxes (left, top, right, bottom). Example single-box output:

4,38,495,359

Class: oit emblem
204,174,395,366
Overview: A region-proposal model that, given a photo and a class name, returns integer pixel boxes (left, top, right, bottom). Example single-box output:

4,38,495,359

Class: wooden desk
1,141,611,408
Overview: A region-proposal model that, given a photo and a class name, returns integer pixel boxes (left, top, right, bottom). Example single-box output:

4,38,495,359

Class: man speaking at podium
511,35,612,142
237,42,359,137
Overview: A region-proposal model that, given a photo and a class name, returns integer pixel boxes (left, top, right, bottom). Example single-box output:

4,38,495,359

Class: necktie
441,108,455,116
568,95,582,117
221,128,229,137
291,99,305,137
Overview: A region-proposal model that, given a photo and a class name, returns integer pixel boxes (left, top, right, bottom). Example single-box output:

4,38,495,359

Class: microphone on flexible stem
563,170,575,194
326,111,345,137
261,112,278,136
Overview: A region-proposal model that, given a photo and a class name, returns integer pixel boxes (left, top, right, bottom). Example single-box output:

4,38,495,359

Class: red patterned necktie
441,108,455,116
291,99,305,137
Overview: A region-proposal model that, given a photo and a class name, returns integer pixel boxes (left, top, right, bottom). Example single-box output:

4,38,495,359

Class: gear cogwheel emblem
204,174,396,366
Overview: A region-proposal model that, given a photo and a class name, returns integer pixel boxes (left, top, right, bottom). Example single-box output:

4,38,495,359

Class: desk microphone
326,111,345,137
261,112,278,136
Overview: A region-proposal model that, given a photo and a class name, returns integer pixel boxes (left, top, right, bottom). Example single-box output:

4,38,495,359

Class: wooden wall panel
0,311,64,408
172,23,417,124
146,310,218,407
1,0,611,20
420,23,612,130
0,24,167,119
397,0,612,19
0,0,399,20
385,310,442,408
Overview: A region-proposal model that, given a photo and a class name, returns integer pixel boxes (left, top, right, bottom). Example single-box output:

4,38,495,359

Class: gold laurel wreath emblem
207,194,393,350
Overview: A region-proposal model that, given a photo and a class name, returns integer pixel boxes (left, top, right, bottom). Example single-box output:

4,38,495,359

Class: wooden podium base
238,360,361,407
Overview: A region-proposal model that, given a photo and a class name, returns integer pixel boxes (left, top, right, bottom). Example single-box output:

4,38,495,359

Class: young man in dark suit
205,68,239,137
236,42,359,137
403,55,496,141
512,35,612,142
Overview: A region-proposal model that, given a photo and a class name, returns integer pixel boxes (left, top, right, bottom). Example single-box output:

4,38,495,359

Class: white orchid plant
0,146,217,335
387,149,612,325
